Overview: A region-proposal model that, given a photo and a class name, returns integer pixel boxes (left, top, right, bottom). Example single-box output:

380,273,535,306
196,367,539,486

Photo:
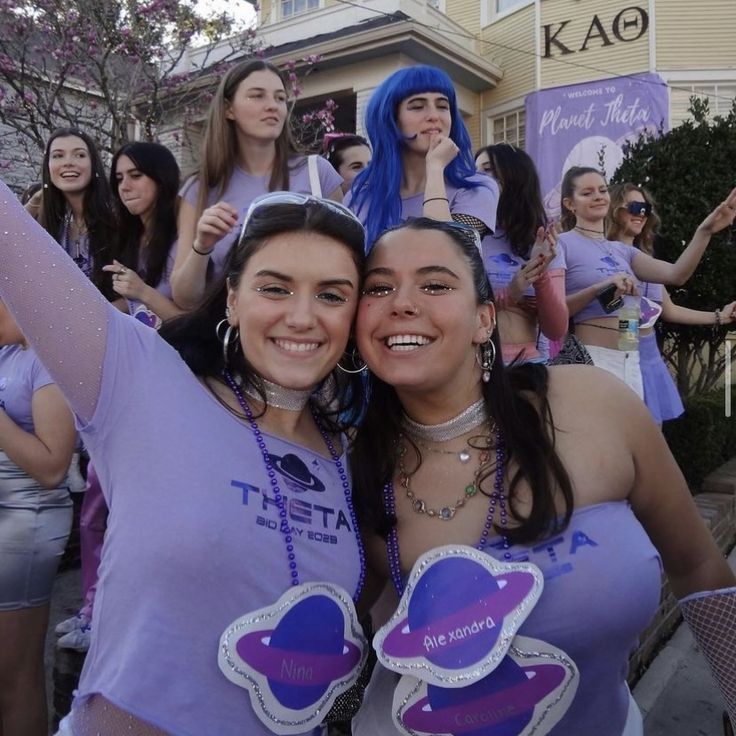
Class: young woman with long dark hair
323,133,372,195
349,217,735,735
25,127,115,296
1,180,371,735
475,143,566,363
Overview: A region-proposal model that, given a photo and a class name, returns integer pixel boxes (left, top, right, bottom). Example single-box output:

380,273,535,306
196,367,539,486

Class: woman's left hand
698,186,736,235
528,224,557,266
103,260,147,301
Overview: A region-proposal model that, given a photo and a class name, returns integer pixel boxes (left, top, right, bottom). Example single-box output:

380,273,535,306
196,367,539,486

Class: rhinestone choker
401,398,489,442
238,375,312,412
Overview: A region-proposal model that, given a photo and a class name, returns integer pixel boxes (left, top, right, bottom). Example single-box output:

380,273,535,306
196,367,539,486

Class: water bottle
617,295,640,351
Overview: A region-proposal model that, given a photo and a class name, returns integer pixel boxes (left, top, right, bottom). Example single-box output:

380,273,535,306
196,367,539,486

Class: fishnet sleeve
451,213,490,238
0,180,108,423
680,587,736,728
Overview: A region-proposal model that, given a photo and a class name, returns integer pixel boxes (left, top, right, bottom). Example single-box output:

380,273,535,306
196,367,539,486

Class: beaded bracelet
192,241,213,256
423,197,449,205
715,309,722,327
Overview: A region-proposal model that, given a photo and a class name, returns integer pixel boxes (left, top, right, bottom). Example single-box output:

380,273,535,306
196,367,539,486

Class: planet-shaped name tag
218,582,367,735
375,546,543,687
392,635,579,736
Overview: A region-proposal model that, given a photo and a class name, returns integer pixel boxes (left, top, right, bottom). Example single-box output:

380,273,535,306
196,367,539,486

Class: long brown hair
190,60,301,222
559,166,604,232
607,182,661,255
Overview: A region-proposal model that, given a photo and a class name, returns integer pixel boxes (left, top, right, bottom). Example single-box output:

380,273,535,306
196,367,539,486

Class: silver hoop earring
216,317,240,367
475,338,496,383
337,347,368,374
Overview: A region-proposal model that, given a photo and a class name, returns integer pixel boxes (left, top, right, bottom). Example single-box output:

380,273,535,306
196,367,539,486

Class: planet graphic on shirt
488,253,520,267
600,255,619,269
397,652,573,736
375,547,543,686
233,592,362,708
267,452,326,493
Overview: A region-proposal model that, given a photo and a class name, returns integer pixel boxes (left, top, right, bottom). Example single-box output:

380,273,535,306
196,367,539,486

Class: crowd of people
0,60,734,736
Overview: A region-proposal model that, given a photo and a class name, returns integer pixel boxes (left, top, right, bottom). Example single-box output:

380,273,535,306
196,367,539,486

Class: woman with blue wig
348,65,499,248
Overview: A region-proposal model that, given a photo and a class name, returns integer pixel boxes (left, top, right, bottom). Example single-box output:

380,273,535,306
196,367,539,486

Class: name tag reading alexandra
392,635,579,736
374,545,544,687
218,582,367,735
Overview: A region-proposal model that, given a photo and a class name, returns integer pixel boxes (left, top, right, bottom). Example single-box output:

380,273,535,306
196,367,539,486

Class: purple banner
525,73,669,218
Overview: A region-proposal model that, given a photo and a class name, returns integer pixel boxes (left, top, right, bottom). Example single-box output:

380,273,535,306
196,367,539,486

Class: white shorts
584,344,644,400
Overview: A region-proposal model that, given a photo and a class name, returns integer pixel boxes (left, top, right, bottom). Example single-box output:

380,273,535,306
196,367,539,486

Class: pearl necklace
401,398,488,442
384,430,510,595
224,370,366,601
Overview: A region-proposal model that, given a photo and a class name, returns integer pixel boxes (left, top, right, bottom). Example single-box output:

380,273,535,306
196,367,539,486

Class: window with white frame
496,0,528,12
281,0,319,20
670,82,736,126
491,109,526,149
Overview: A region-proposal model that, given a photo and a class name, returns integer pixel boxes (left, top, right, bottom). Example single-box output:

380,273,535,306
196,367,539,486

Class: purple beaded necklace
384,428,509,595
224,370,366,602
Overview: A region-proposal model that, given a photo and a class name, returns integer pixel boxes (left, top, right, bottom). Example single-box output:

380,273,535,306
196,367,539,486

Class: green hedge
663,386,736,492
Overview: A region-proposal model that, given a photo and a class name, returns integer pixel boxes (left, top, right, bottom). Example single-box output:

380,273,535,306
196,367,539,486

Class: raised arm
0,180,108,422
632,187,736,286
660,289,736,327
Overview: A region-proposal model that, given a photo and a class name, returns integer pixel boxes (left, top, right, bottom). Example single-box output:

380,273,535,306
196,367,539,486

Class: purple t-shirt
181,156,343,277
74,310,362,735
0,344,54,434
483,228,566,299
559,231,636,323
125,244,176,330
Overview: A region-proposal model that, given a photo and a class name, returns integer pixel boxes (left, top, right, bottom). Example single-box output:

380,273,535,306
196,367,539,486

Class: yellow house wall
539,0,649,88
656,0,736,70
445,0,480,38
480,4,535,107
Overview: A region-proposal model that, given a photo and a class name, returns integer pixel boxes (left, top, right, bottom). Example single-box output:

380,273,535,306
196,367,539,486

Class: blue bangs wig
350,65,481,248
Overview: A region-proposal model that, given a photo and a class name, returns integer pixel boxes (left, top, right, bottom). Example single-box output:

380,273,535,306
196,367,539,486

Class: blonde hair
607,182,660,254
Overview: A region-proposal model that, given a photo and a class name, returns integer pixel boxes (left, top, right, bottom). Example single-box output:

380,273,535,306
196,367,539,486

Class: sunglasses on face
623,201,652,217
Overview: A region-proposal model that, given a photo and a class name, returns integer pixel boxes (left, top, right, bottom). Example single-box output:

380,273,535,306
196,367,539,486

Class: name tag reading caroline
375,546,543,687
218,582,367,735
392,635,579,736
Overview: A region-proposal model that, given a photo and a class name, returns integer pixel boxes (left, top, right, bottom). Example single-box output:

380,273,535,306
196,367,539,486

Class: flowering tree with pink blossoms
0,0,257,177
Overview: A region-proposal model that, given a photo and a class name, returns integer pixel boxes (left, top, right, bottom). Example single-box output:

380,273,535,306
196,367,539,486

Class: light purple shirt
0,344,54,434
559,231,636,322
74,310,362,735
181,156,343,277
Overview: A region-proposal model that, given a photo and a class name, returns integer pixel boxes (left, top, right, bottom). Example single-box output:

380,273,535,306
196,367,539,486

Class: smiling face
115,154,158,221
337,144,372,192
563,171,610,227
397,91,452,155
48,135,92,195
357,228,493,400
617,189,649,241
226,231,359,390
225,69,288,143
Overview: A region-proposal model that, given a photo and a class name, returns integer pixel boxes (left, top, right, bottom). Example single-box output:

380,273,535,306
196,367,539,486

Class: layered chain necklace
223,370,366,601
61,209,88,266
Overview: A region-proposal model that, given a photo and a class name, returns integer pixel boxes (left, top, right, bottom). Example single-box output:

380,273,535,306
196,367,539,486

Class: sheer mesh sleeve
0,180,108,423
451,213,490,238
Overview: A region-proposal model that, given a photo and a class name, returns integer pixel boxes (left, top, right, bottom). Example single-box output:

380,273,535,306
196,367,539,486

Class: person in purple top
172,60,343,310
475,144,566,364
607,182,736,424
560,166,736,399
0,181,371,735
349,217,736,735
347,65,499,249
25,127,116,298
0,299,76,736
54,142,187,653
106,141,185,329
